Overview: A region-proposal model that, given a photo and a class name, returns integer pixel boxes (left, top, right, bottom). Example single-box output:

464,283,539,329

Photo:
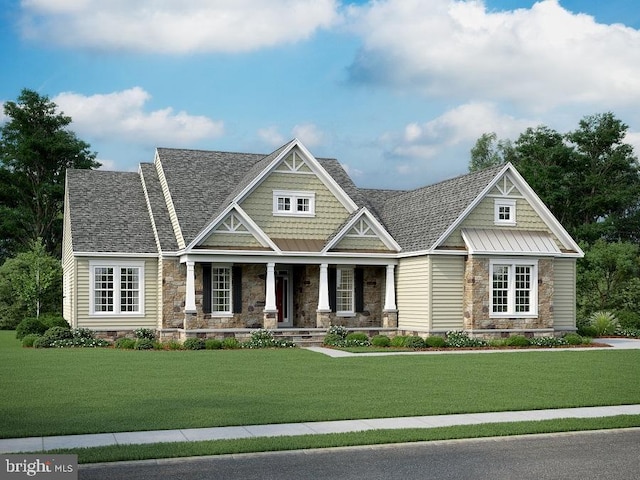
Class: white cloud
258,126,286,147
292,123,325,147
348,0,640,112
20,0,340,53
95,158,117,171
53,87,223,146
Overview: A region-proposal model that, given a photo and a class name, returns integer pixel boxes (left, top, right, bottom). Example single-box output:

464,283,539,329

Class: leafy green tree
469,132,512,172
0,239,62,327
0,89,100,260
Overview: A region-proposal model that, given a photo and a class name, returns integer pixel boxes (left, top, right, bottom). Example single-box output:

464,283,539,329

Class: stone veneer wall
463,256,554,334
162,258,185,328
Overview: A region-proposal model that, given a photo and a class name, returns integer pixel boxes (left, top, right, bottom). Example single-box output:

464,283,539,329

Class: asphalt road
79,428,640,480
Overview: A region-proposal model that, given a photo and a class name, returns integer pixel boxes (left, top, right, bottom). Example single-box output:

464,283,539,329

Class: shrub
528,336,568,347
134,328,156,340
245,329,276,348
183,338,206,350
15,317,47,340
617,327,640,338
615,310,640,329
445,331,488,348
32,336,51,348
323,333,345,347
403,336,426,349
222,337,241,349
563,333,585,345
114,337,136,349
134,338,155,350
40,315,69,329
505,335,530,347
390,335,407,347
166,340,183,350
327,325,348,339
371,335,391,347
425,336,446,348
42,326,73,343
205,339,223,350
344,332,370,346
577,325,598,337
22,334,41,348
588,311,619,336
72,328,95,339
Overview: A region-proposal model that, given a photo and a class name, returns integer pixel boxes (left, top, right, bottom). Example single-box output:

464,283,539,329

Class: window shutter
232,266,242,313
328,267,336,313
355,267,364,313
202,264,211,314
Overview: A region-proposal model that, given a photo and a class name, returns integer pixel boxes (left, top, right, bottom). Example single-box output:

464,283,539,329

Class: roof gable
324,208,401,253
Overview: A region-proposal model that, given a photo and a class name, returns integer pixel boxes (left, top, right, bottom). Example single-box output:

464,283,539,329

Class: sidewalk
1,338,639,454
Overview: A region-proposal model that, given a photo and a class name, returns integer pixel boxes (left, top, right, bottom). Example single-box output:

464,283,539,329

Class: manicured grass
2,331,640,439
63,416,640,464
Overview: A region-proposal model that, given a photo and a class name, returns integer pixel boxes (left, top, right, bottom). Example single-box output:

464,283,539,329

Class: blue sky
1,0,639,189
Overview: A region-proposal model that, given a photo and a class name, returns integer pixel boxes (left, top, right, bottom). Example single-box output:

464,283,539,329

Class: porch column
316,263,331,328
185,261,197,314
264,263,277,329
383,264,397,311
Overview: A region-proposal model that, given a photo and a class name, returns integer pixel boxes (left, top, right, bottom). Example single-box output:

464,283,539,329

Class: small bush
134,338,155,350
114,337,136,349
344,332,370,347
403,336,426,349
371,335,391,347
40,315,69,329
22,334,41,348
445,331,488,348
505,335,530,347
323,333,345,347
617,327,640,338
183,338,206,350
32,336,51,348
425,336,446,348
43,326,73,343
327,325,348,339
165,340,183,350
15,317,48,340
589,311,618,336
390,335,407,347
564,333,585,345
72,328,95,339
205,339,223,350
222,337,241,349
528,336,568,347
577,325,598,337
615,310,640,329
134,328,156,340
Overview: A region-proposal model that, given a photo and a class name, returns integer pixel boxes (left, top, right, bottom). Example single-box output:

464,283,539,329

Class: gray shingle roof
66,169,157,253
139,162,178,252
376,165,504,252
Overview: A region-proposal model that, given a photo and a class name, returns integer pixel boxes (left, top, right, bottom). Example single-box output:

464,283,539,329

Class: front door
275,268,292,327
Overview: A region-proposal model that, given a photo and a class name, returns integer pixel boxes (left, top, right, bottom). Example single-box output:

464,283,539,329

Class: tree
469,132,512,172
0,89,100,260
0,239,61,328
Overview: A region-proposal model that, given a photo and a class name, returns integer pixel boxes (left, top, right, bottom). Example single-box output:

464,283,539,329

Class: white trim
323,208,401,253
335,266,355,316
211,264,233,315
489,258,538,318
88,260,145,317
272,189,316,217
494,198,517,226
73,252,159,258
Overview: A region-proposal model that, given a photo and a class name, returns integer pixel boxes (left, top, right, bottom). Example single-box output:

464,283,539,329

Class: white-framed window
90,261,144,316
490,259,537,317
336,267,355,316
273,190,315,217
212,266,232,314
494,199,516,225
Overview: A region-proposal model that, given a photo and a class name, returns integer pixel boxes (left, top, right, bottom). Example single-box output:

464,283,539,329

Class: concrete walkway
1,338,639,454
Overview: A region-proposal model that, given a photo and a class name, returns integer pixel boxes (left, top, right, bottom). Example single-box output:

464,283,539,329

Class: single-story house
62,138,583,341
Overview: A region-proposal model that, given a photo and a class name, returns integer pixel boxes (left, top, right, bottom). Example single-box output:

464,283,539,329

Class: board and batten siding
240,172,351,239
75,257,159,330
396,256,430,331
430,256,465,332
553,258,577,330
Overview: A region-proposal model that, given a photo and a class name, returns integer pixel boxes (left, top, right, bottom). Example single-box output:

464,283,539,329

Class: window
336,267,354,315
90,262,144,315
490,260,537,317
494,199,516,225
212,266,232,313
273,190,315,217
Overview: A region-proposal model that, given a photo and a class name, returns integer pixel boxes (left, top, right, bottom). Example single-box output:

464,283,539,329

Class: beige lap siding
396,256,431,331
553,258,578,330
430,256,465,332
75,257,159,330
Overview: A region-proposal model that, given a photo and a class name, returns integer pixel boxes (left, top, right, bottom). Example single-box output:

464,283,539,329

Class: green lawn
2,330,639,439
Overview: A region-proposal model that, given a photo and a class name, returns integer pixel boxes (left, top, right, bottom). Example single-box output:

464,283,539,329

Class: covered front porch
161,257,398,339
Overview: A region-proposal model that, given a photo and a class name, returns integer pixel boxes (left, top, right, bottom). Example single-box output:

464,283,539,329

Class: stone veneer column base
263,311,277,330
183,312,197,331
316,311,331,328
382,311,398,328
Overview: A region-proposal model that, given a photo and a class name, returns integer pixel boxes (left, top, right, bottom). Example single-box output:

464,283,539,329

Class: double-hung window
336,267,355,316
490,259,537,317
90,261,144,315
212,266,232,314
273,190,315,217
494,199,516,226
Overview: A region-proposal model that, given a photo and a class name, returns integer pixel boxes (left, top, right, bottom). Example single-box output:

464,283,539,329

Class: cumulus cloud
347,0,640,112
258,123,326,148
19,0,340,53
53,87,224,145
258,126,286,147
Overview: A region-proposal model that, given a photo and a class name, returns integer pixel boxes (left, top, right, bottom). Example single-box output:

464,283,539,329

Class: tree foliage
0,89,100,260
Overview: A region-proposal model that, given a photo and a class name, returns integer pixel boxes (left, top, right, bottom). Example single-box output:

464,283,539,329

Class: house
62,139,583,341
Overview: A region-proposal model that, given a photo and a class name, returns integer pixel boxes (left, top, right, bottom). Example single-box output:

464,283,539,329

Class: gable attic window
494,199,516,226
273,190,315,217
90,261,144,316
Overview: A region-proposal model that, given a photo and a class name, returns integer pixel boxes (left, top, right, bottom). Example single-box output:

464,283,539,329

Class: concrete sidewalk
1,405,640,454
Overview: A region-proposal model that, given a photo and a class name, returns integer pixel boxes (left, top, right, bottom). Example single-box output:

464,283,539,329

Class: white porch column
318,263,330,311
265,262,277,312
383,264,397,312
185,261,197,313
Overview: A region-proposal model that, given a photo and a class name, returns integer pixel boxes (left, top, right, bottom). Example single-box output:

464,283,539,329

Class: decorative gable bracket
323,208,401,253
